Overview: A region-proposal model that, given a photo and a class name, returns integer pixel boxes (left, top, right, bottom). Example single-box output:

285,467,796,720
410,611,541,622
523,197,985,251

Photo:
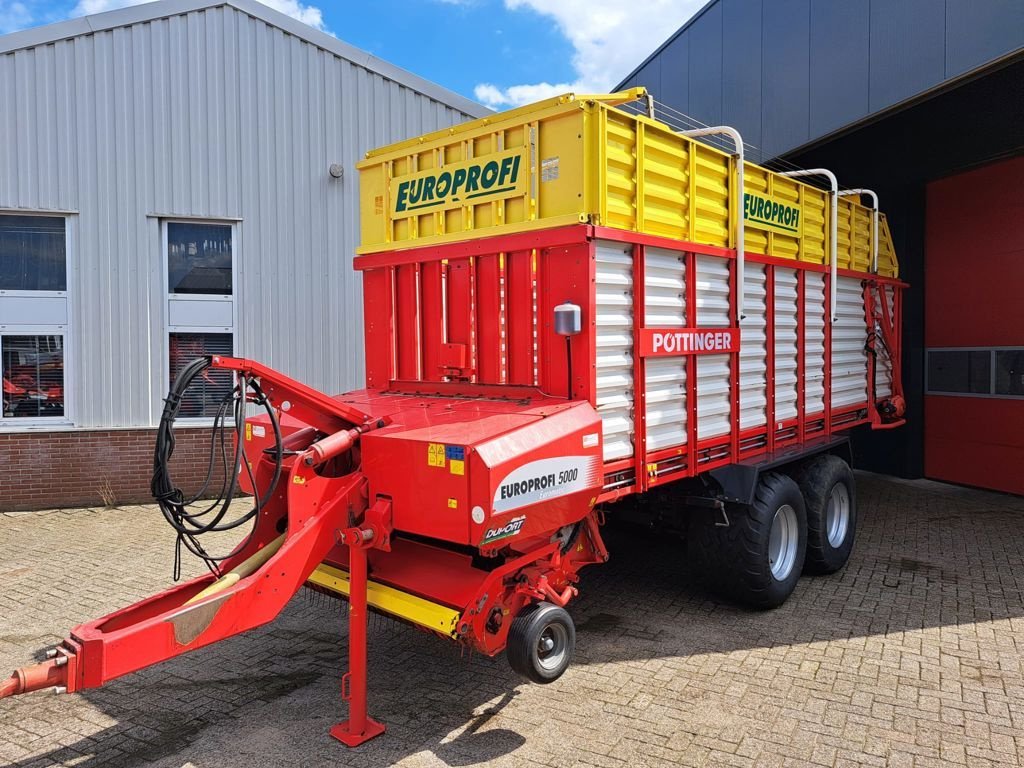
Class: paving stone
1,473,1023,767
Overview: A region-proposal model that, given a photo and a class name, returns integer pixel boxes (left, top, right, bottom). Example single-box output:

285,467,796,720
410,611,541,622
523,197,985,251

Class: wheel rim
768,504,799,581
826,483,851,548
535,621,569,672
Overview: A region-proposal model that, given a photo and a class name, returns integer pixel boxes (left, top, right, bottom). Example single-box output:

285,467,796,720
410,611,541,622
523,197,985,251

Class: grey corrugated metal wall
0,4,477,428
620,0,1024,160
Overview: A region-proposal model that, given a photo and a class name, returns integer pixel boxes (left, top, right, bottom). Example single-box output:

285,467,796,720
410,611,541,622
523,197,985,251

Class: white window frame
0,212,74,428
162,219,239,424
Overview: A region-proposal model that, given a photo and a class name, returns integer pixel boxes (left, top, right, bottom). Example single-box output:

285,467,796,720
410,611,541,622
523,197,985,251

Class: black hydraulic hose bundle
151,357,284,579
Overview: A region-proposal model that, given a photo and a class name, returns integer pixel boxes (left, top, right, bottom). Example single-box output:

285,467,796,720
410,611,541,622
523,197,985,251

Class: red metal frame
1,358,376,717
632,243,648,491
356,224,903,497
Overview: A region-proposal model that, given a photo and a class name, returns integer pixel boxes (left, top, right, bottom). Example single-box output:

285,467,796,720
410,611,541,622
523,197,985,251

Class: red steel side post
330,527,385,747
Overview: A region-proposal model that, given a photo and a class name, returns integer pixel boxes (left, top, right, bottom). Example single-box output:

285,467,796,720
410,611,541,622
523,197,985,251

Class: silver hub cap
768,504,799,581
536,623,569,672
826,483,851,548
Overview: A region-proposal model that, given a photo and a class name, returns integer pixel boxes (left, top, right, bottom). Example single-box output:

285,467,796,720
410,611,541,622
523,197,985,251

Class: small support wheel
506,602,575,684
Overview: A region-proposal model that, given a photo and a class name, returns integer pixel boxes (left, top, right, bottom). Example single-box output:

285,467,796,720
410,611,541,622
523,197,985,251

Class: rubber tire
506,602,575,684
688,472,807,609
792,455,857,575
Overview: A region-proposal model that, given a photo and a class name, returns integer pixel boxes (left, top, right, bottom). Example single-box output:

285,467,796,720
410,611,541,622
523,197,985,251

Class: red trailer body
355,223,905,502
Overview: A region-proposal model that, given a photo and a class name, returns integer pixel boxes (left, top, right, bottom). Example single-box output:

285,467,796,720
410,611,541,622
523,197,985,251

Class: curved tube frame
681,126,746,323
780,169,839,322
839,188,880,273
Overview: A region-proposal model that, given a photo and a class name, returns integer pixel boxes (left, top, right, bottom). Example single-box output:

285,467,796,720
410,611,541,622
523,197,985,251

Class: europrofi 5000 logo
390,148,526,218
481,515,526,545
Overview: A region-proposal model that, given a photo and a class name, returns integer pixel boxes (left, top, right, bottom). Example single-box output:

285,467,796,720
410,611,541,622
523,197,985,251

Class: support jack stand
330,520,387,747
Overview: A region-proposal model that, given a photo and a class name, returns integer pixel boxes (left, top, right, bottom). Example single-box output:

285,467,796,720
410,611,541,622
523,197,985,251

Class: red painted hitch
0,655,69,699
0,357,393,749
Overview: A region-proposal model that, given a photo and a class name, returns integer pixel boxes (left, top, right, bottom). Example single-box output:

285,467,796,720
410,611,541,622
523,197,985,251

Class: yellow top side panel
357,92,899,278
877,214,898,278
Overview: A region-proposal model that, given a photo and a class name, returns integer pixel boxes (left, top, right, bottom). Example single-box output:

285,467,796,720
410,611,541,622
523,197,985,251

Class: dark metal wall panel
721,0,762,156
634,56,661,102
809,0,870,139
761,0,810,157
657,33,689,117
945,0,1024,77
868,0,946,114
688,1,723,127
620,0,1022,158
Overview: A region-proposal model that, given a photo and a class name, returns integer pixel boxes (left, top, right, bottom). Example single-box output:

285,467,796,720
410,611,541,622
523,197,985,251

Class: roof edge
0,0,490,118
615,0,720,89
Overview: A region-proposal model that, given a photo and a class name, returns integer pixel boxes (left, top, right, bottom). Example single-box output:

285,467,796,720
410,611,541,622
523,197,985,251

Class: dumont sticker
481,515,526,545
493,455,599,514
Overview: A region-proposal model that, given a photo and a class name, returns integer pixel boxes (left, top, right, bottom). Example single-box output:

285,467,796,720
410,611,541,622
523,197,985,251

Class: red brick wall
0,428,231,511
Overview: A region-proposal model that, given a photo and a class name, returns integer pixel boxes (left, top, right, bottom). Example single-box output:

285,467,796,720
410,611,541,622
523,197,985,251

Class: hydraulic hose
151,357,284,577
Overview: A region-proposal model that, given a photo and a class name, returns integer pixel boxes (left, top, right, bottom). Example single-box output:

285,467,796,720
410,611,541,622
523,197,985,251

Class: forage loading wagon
2,89,905,747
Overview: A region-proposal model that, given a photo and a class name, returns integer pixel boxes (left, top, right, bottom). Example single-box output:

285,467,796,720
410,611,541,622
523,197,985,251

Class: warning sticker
245,423,253,441
450,459,465,476
541,156,560,182
447,498,458,509
427,443,446,468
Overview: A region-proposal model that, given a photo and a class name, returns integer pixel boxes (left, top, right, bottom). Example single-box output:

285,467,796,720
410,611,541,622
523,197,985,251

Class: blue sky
0,0,705,107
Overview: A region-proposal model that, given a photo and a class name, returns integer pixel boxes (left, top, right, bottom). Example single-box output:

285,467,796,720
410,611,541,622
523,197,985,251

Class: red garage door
925,156,1024,495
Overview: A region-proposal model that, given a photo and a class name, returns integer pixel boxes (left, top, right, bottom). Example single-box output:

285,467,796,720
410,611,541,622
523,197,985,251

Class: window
995,351,1024,397
169,333,234,417
165,220,236,419
0,213,70,425
926,348,1024,399
0,215,66,291
167,222,232,295
2,335,64,418
926,350,991,395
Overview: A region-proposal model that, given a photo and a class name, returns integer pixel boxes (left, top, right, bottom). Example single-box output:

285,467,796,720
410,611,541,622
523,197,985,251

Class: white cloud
0,1,35,33
475,0,705,108
71,0,327,31
72,0,146,16
474,81,572,107
256,0,325,30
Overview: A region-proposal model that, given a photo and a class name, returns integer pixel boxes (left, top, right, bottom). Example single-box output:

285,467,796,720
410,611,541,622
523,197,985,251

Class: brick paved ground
1,472,1023,768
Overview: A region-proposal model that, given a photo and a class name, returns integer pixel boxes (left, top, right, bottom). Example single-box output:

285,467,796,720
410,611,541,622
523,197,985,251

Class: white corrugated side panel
874,284,895,399
0,5,475,428
695,255,731,439
774,268,799,423
804,272,826,416
831,276,870,409
595,241,634,461
739,263,767,430
643,247,686,451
